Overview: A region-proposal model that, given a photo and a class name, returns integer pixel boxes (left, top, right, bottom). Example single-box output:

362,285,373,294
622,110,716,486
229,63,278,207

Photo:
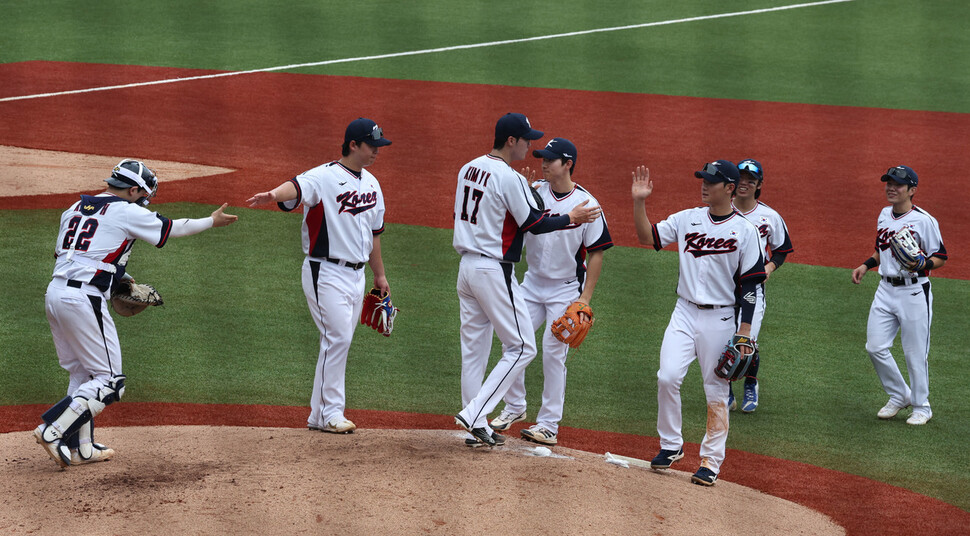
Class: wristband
863,257,878,270
926,257,935,270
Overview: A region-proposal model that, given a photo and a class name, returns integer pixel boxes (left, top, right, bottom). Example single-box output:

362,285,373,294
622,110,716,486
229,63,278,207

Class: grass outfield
2,0,968,113
2,203,968,510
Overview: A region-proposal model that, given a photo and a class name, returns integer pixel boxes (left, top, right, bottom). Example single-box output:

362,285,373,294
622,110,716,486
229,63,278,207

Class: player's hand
764,262,775,281
567,200,602,224
246,191,275,207
631,166,653,201
851,265,868,284
211,203,239,227
520,166,538,187
373,275,390,297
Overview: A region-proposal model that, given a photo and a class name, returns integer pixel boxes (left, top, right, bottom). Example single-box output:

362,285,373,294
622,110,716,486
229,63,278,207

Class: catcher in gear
36,159,237,468
852,165,947,426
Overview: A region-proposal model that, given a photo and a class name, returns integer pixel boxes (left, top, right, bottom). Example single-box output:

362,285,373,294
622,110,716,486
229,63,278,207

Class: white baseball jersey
453,154,543,261
735,201,793,263
875,205,946,277
866,204,946,418
652,208,765,306
280,161,386,263
52,194,174,291
524,181,613,282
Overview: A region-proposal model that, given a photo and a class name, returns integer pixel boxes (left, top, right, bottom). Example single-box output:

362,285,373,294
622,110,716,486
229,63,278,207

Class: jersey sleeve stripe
156,214,173,248
278,177,302,212
372,224,385,236
651,224,663,251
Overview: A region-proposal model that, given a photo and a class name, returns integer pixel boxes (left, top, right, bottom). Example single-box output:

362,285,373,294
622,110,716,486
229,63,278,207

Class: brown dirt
0,145,234,197
1,426,843,536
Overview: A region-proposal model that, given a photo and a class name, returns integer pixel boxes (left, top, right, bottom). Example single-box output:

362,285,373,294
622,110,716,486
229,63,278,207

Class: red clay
0,61,966,278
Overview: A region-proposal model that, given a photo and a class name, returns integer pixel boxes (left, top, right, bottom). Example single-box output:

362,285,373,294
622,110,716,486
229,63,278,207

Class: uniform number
460,186,484,224
62,216,99,252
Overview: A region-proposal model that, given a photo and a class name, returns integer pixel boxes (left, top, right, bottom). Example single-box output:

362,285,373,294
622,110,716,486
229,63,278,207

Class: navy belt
325,257,365,270
688,300,728,310
67,279,83,288
884,276,918,287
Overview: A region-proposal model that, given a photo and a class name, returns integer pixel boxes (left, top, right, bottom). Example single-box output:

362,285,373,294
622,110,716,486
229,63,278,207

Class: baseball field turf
2,0,969,521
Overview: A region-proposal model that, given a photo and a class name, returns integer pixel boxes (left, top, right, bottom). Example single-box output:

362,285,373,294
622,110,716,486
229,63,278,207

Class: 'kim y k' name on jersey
452,154,552,262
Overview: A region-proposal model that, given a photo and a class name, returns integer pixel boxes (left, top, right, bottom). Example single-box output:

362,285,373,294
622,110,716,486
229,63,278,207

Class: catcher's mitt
110,281,163,317
551,301,593,349
360,288,398,337
715,334,756,381
889,227,927,271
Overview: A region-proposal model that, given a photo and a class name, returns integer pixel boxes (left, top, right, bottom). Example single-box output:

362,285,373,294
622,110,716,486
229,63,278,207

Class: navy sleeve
522,211,572,235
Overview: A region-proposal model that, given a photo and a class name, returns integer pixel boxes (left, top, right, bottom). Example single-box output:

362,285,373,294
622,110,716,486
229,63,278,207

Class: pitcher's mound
1,426,843,535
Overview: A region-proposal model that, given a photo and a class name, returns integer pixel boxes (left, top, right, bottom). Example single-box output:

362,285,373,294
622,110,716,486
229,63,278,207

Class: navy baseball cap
694,160,740,184
495,113,543,141
881,165,918,186
345,118,391,147
532,137,577,162
738,159,764,181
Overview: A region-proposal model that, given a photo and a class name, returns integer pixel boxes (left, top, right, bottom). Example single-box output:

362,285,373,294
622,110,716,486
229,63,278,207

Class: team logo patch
683,232,738,257
742,291,756,305
336,190,378,215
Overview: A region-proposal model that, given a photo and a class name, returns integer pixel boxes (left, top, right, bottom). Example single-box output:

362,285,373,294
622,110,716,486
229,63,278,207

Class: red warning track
2,403,968,536
0,61,967,278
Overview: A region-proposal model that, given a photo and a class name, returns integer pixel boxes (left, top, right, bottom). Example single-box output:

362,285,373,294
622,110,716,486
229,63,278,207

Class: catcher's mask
106,159,158,206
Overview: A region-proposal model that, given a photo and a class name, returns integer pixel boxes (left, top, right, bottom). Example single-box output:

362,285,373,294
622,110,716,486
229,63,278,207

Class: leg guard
41,396,92,444
87,375,126,416
69,418,114,463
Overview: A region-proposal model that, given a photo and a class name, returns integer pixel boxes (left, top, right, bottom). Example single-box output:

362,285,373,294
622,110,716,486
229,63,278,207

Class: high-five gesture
631,165,653,201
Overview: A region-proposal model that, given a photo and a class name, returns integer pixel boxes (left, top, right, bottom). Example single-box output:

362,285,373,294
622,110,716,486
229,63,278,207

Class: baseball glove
551,302,593,349
360,288,398,337
715,334,756,381
889,227,927,271
110,281,163,317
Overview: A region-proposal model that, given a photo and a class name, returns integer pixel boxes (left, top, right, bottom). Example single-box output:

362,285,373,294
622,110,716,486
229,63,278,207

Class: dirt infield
1,426,843,536
3,404,969,536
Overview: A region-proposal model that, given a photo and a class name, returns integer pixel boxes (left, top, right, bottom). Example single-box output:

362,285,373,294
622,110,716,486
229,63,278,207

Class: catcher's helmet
106,159,158,206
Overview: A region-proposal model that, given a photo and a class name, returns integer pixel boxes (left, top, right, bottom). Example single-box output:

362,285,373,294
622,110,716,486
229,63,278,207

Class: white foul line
0,0,854,103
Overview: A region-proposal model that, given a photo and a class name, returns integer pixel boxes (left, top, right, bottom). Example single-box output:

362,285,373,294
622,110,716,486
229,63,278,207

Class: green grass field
3,0,969,513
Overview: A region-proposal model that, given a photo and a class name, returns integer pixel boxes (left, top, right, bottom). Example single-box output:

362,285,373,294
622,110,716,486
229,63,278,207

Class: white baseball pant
657,297,736,473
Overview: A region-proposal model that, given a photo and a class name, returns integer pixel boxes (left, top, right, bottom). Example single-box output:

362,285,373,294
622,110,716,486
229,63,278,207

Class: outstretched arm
168,203,238,238
631,166,655,246
247,181,298,207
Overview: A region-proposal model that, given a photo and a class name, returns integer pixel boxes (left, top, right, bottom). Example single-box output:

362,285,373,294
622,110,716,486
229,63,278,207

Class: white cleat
33,425,70,468
71,444,115,465
906,412,932,426
877,401,910,420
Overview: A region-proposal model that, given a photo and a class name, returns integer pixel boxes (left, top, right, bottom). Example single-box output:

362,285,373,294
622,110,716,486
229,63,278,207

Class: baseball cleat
520,425,558,445
454,414,495,447
727,388,737,411
321,418,356,434
33,425,70,468
906,412,932,425
741,381,759,413
465,432,506,448
489,409,526,431
649,447,684,470
690,466,718,486
877,400,910,420
71,443,115,465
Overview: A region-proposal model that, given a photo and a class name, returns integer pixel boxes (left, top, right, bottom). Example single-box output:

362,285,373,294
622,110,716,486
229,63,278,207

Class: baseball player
488,137,613,446
453,114,601,447
632,160,765,486
247,117,392,434
728,159,794,413
851,165,946,425
35,159,238,468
